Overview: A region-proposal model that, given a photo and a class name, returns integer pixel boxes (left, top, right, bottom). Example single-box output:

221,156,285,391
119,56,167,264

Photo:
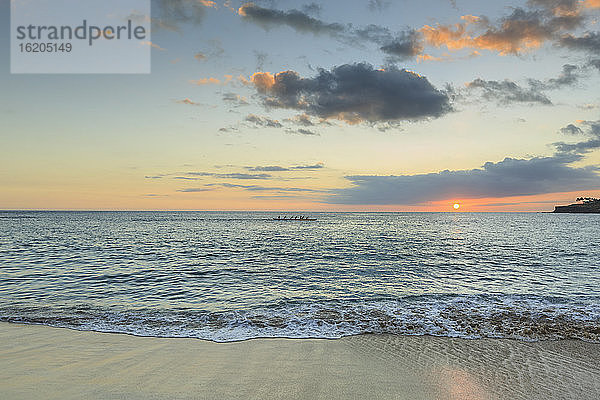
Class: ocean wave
2,295,599,343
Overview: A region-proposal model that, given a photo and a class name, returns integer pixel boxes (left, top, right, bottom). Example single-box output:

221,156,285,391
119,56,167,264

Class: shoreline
1,322,599,400
4,320,600,345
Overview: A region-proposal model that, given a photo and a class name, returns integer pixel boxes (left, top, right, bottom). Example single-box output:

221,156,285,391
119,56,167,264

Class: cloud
199,0,217,9
254,51,268,70
153,0,216,30
554,119,600,154
420,5,588,55
223,92,249,106
190,77,223,85
419,16,483,51
249,63,451,124
238,3,423,60
560,123,584,135
147,170,282,180
238,3,345,36
218,126,239,133
559,31,600,55
187,171,273,179
193,40,225,61
329,121,600,205
140,41,166,51
465,64,580,106
189,74,236,86
245,163,324,171
177,188,213,192
528,0,581,15
285,113,315,126
291,163,324,170
379,30,424,60
301,3,322,15
245,114,283,128
295,128,318,135
351,25,424,60
466,78,552,105
368,0,391,12
541,63,579,88
246,166,290,172
416,50,481,63
578,102,599,110
175,98,200,105
207,183,324,193
328,154,598,205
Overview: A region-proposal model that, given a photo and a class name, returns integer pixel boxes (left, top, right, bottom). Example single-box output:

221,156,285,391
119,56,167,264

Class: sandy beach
0,323,598,400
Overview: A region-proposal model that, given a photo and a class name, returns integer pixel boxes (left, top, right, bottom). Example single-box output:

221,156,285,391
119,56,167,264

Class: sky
1,0,600,211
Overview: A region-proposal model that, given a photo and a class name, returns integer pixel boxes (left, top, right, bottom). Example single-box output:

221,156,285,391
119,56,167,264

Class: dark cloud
329,120,600,205
147,170,280,180
560,123,584,135
250,194,317,200
292,163,324,170
244,114,283,128
187,171,273,179
466,78,552,105
245,163,324,171
554,120,600,154
328,153,598,205
246,166,290,172
218,126,239,133
238,3,423,60
528,0,581,16
559,32,600,55
238,3,345,36
295,128,318,135
527,0,585,30
177,188,213,192
207,183,323,192
250,63,451,124
379,30,424,60
352,25,423,60
541,64,579,88
466,64,579,106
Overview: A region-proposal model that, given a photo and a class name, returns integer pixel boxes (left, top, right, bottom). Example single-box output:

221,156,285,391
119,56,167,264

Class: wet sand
1,322,599,400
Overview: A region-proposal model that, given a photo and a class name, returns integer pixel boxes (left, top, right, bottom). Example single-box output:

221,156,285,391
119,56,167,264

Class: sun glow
453,203,460,210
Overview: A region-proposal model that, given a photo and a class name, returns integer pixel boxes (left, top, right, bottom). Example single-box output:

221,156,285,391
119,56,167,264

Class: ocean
1,211,599,342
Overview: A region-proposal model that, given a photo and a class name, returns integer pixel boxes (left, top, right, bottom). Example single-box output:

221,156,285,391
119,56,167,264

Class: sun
453,203,460,210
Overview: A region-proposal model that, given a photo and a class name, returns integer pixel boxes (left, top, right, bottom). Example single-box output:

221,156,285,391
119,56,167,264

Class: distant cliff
553,197,600,213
